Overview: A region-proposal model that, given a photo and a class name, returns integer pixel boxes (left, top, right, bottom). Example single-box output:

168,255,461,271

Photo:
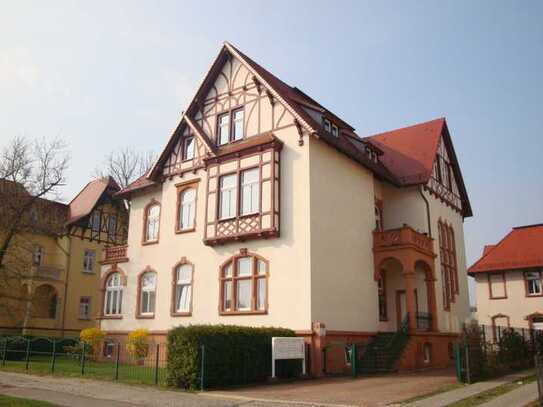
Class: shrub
127,329,150,359
498,328,529,369
166,324,299,390
80,328,105,358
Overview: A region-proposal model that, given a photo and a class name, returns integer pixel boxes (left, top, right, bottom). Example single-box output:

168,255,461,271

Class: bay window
220,253,268,314
240,168,259,215
219,174,237,219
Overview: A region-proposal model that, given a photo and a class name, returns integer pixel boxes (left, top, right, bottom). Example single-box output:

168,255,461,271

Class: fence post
200,344,205,391
323,347,327,375
25,338,31,371
464,338,471,384
1,338,7,366
351,344,357,377
114,342,120,381
51,338,57,373
80,342,86,375
154,343,159,385
454,343,462,382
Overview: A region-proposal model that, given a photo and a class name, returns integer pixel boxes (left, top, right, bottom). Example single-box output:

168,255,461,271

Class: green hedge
166,324,301,389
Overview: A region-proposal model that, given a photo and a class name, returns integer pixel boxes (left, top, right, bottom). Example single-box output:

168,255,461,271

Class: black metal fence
0,336,167,386
535,354,543,406
455,322,543,383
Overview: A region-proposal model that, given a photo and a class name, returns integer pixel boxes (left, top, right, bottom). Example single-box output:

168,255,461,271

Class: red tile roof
67,176,120,225
468,224,543,274
115,173,157,198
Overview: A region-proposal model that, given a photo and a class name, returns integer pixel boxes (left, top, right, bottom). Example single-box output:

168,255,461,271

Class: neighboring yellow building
0,177,127,337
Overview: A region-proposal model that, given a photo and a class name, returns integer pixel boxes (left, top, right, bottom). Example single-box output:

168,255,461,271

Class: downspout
60,235,72,337
419,186,432,237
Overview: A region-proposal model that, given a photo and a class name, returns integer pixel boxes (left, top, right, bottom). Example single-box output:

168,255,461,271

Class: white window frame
179,188,196,230
218,113,230,145
219,174,237,220
232,109,244,141
175,264,193,314
183,136,195,160
104,273,123,316
79,297,91,319
140,272,156,315
83,249,96,273
145,204,160,242
240,168,260,216
526,271,542,296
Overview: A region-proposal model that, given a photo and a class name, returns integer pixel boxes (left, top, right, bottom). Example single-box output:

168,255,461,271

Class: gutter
419,186,432,238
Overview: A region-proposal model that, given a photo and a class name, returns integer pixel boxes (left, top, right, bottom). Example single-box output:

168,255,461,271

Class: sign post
271,337,306,378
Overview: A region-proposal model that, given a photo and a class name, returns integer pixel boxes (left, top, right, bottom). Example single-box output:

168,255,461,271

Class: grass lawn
0,395,58,406
446,375,536,407
0,355,167,386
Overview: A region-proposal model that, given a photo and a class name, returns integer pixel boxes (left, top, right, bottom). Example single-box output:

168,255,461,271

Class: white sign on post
271,337,306,378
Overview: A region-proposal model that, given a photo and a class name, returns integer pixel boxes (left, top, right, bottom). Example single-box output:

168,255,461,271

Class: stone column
425,274,439,332
404,271,418,332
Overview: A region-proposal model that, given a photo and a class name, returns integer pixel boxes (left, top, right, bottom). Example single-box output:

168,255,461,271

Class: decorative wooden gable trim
425,123,472,217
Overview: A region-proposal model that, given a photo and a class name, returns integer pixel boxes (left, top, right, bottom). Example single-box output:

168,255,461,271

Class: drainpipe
419,186,432,238
60,236,72,337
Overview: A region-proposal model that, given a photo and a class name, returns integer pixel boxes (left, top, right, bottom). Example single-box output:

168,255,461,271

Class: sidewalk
478,381,538,407
405,369,534,407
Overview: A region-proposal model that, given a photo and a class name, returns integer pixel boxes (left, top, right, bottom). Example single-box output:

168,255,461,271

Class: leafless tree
94,147,156,190
0,136,69,328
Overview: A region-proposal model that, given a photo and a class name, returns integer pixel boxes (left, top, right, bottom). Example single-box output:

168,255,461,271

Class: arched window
104,272,123,316
173,263,193,315
220,253,268,314
144,202,160,243
139,272,156,316
33,284,58,319
178,188,196,231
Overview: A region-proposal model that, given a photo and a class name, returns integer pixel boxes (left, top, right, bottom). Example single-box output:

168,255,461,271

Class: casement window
217,108,244,146
331,124,339,137
438,220,459,309
139,272,156,316
107,215,117,241
183,136,195,161
32,245,44,266
323,119,331,133
488,272,507,299
378,275,387,321
79,297,91,319
144,202,160,243
83,249,96,273
219,174,237,219
178,188,196,231
240,168,260,215
90,211,101,233
104,273,123,316
525,271,543,296
220,254,268,314
173,263,193,315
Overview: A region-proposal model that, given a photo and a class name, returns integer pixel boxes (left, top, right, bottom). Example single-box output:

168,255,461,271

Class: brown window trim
142,199,161,246
526,312,543,329
175,179,200,234
216,107,245,146
491,313,510,342
438,219,459,310
170,257,194,317
135,267,157,319
488,272,508,300
98,266,126,320
524,270,543,297
219,249,269,315
181,133,195,162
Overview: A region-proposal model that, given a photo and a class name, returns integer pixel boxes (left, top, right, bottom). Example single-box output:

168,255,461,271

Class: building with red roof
100,42,472,374
469,224,543,332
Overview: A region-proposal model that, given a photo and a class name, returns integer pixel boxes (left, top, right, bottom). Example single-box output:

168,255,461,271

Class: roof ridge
513,223,543,230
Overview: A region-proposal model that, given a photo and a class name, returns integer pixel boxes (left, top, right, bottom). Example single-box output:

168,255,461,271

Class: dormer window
183,136,195,161
323,119,331,133
331,124,338,137
217,108,244,146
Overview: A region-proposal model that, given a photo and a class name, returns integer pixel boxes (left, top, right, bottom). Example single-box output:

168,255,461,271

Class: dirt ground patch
211,368,457,407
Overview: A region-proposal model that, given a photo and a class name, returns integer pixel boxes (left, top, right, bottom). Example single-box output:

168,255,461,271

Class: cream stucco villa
99,42,472,375
469,224,543,339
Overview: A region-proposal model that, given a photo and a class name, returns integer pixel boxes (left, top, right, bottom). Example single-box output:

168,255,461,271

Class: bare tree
0,136,69,328
94,147,156,190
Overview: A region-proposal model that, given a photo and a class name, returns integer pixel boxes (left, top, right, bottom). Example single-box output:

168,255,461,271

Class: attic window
331,125,338,137
323,119,331,133
183,136,195,161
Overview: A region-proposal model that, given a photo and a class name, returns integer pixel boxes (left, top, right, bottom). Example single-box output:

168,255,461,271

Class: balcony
101,245,129,265
373,225,434,257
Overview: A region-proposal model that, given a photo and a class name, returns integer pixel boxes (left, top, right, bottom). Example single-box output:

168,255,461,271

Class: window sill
142,240,159,246
136,314,155,319
489,296,507,300
175,227,196,235
204,228,279,246
171,311,192,317
220,310,268,316
78,317,91,321
99,315,123,320
82,271,95,275
526,293,543,298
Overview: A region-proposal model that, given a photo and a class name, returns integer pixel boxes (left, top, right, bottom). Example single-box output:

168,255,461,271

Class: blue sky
1,1,542,282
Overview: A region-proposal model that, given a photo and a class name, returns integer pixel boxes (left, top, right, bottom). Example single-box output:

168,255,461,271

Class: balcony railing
373,225,434,256
101,245,129,265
